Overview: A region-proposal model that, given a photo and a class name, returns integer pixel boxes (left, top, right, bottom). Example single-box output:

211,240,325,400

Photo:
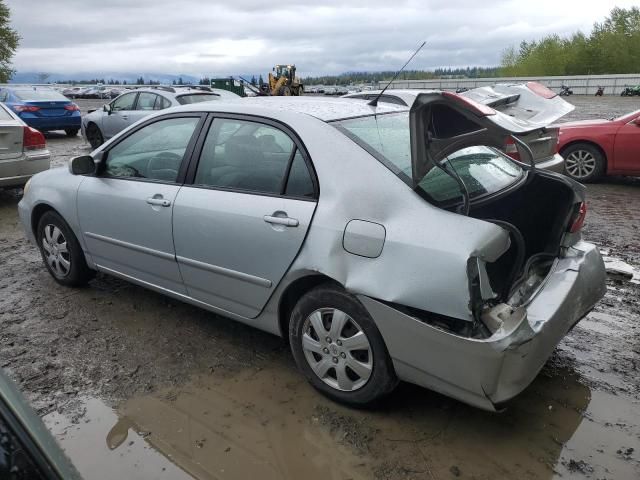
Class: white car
0,102,50,188
81,86,240,148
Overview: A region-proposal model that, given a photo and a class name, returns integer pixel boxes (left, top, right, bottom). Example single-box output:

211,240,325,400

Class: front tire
37,211,93,287
289,285,397,406
562,143,606,183
65,128,79,137
86,123,104,149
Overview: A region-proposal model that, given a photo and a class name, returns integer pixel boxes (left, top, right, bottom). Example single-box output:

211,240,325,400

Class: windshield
333,112,524,205
13,88,68,101
176,93,220,105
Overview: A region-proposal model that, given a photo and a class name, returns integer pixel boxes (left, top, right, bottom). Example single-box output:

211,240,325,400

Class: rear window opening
176,93,221,105
12,88,68,102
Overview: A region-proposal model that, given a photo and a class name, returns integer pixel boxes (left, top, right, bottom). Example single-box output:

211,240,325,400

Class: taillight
503,137,520,160
64,104,80,111
13,105,40,113
526,82,557,99
569,202,587,233
441,91,496,116
23,126,46,151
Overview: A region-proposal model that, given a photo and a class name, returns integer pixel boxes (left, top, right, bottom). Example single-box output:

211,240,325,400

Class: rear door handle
263,215,299,227
121,115,129,120
146,197,171,207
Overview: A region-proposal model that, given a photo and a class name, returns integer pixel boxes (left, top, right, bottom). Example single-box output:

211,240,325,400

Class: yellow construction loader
266,65,303,96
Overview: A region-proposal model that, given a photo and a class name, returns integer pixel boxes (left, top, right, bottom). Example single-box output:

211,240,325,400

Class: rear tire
37,211,94,287
562,143,606,183
86,123,104,149
65,129,79,137
289,284,397,406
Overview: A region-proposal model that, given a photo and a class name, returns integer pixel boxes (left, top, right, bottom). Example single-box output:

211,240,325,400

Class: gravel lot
0,95,639,480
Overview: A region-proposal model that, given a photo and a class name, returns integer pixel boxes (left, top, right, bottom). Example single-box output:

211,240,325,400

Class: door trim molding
176,255,272,288
84,231,175,261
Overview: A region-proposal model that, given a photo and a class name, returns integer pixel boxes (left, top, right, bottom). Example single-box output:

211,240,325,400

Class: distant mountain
10,72,201,84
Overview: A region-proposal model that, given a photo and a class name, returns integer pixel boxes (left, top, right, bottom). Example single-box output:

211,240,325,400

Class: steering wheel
148,151,182,181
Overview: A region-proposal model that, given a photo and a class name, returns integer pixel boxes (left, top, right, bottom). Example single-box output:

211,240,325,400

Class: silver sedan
0,102,50,188
18,91,605,410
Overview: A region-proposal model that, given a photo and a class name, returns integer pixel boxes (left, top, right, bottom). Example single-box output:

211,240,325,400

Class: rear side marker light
503,137,520,160
441,91,496,116
526,82,557,99
23,126,46,151
569,202,587,233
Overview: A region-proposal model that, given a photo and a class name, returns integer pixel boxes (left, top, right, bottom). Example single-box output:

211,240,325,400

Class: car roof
235,96,407,121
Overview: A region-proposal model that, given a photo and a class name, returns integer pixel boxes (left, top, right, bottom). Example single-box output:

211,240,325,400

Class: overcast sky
5,0,637,77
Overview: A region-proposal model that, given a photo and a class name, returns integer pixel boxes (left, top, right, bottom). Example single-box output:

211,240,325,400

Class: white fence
384,74,640,95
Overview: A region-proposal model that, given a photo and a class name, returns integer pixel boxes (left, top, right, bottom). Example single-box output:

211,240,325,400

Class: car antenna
368,41,426,107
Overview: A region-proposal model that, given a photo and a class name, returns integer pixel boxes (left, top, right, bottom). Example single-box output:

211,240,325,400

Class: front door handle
146,197,171,207
264,215,299,227
121,115,129,120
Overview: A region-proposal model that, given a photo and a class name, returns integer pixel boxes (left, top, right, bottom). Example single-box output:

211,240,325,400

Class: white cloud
5,0,637,77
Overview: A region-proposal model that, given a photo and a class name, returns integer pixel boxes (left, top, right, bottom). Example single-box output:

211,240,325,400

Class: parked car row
62,86,130,99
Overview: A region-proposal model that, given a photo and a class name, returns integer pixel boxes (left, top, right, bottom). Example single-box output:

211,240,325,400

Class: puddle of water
44,362,640,480
45,367,372,480
44,397,191,480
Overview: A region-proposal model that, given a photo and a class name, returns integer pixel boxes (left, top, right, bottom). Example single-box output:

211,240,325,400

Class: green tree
0,1,19,82
501,7,640,76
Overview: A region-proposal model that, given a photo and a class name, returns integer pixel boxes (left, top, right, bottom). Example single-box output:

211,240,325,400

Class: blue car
0,86,81,136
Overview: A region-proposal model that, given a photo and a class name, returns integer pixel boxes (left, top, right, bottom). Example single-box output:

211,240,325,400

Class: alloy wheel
301,308,373,391
41,224,71,278
565,150,596,179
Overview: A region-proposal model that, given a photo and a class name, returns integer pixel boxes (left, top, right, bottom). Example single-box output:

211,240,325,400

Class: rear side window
157,96,172,109
104,117,200,182
0,90,7,102
136,93,159,111
176,93,220,105
285,151,315,198
194,118,296,195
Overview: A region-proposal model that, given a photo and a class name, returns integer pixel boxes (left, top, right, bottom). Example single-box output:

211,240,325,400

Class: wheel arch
560,140,608,171
277,273,343,340
30,202,59,238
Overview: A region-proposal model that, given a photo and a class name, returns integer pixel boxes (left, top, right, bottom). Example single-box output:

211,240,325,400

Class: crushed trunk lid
409,82,574,184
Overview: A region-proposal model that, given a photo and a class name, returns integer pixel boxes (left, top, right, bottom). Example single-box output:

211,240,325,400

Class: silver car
0,102,50,188
19,92,605,410
81,86,240,149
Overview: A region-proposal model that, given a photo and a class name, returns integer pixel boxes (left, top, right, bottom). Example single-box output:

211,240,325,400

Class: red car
558,109,640,182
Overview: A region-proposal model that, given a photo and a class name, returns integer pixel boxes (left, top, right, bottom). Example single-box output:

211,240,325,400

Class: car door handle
121,115,128,120
146,197,171,207
263,215,299,227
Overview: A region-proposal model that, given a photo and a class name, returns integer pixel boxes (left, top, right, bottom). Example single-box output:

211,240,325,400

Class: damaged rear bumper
357,240,606,411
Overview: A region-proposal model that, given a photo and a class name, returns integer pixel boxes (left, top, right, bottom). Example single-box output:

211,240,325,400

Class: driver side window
104,117,200,182
111,93,137,112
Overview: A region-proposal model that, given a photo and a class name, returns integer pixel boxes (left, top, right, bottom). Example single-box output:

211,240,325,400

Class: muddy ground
0,95,639,479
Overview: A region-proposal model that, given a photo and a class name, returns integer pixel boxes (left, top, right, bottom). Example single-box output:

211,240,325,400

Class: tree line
303,67,501,86
501,7,640,76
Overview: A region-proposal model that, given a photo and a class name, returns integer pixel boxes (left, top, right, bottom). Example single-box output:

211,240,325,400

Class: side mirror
103,103,111,114
69,155,96,175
